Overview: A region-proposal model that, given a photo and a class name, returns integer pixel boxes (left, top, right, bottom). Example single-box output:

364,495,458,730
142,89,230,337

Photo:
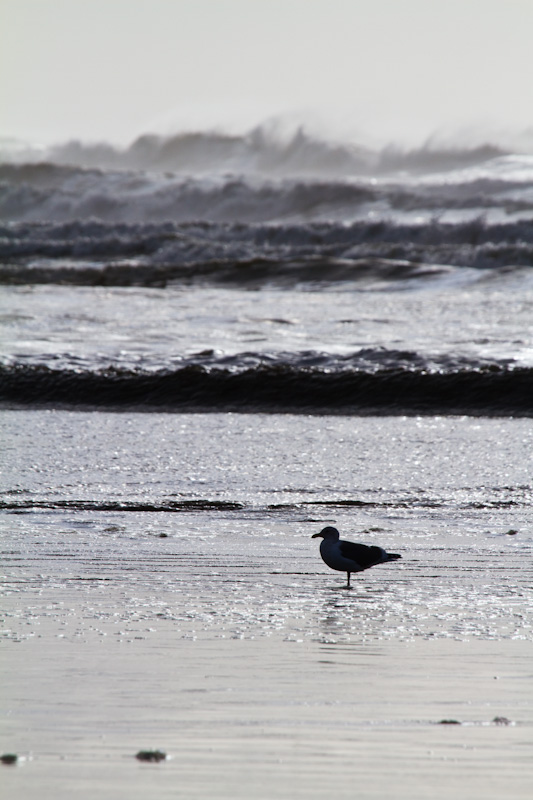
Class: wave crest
0,359,530,416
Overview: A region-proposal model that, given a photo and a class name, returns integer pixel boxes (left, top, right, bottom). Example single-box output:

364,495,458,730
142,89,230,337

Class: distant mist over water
2,120,533,173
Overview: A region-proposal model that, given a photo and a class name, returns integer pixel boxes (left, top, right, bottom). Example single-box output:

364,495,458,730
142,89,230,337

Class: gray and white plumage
312,526,401,588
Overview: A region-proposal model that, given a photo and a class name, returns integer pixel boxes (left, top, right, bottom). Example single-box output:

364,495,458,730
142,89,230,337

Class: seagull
312,526,401,588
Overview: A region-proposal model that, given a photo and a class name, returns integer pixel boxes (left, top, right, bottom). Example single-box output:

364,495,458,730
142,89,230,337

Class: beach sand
2,411,532,798
2,633,532,799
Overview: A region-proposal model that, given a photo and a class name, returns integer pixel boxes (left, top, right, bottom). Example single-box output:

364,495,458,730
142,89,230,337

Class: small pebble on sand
135,750,167,762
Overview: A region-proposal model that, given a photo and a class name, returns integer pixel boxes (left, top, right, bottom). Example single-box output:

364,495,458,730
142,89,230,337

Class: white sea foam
1,167,532,226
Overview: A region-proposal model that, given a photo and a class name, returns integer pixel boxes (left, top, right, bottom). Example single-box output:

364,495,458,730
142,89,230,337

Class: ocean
1,128,533,416
1,127,533,799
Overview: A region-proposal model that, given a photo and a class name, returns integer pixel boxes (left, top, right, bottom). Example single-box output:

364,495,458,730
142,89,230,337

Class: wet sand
2,411,532,797
2,632,532,800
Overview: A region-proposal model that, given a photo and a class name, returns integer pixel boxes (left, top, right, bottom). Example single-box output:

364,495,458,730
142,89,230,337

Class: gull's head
312,526,340,541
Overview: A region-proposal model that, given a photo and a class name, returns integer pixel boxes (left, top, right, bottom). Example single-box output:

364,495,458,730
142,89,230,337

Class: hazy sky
1,0,532,145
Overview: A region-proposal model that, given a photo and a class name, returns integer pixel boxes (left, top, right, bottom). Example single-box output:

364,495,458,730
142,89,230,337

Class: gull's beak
311,533,321,538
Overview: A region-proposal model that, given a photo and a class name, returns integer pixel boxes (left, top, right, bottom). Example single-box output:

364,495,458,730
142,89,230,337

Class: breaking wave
2,125,520,176
2,126,532,285
1,354,531,417
1,124,533,226
1,162,532,226
1,218,533,286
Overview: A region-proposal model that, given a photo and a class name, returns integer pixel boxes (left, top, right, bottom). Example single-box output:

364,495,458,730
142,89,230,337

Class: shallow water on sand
1,411,532,798
3,281,533,370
